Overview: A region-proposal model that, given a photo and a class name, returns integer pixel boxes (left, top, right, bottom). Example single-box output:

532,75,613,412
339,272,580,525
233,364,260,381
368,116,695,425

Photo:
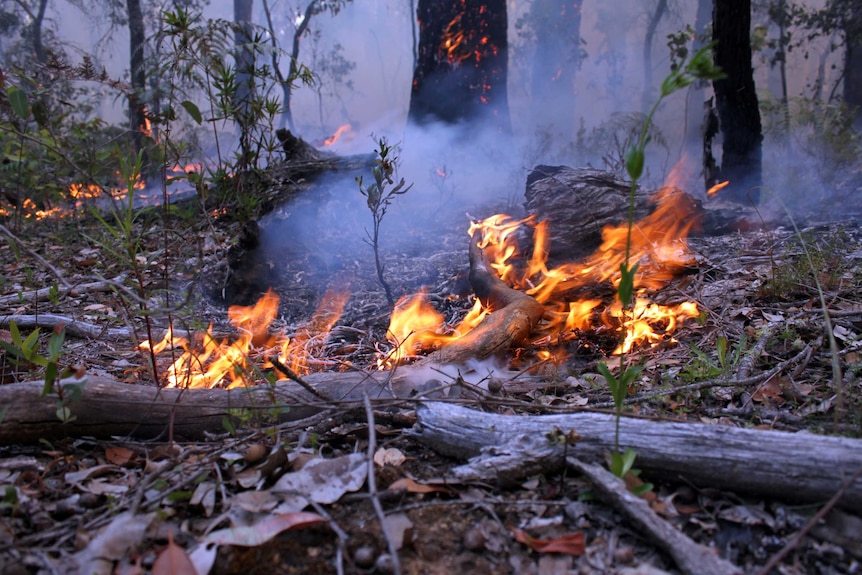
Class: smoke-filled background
1,0,853,219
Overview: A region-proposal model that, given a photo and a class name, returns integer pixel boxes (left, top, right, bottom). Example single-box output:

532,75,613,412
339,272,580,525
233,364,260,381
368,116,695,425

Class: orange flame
143,287,348,388
440,13,471,63
323,124,353,147
707,180,730,196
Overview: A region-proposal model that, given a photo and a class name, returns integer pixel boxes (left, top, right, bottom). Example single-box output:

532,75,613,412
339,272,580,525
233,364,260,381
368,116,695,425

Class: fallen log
412,401,862,513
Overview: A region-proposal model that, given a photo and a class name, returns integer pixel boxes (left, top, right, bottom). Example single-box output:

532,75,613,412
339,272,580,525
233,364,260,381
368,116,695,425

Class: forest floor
1,160,861,575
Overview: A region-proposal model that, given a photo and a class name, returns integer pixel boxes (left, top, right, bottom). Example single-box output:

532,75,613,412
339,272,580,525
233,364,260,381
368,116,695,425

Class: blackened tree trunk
843,6,862,128
126,0,149,168
529,0,582,145
712,0,763,204
408,0,510,134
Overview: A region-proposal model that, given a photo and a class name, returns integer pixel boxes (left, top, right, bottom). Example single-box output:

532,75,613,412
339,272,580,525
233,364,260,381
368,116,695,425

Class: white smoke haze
24,0,852,219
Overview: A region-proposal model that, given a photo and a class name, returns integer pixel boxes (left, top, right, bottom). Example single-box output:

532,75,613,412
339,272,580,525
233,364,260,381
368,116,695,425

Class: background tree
261,0,350,132
713,0,763,204
525,0,584,146
642,0,669,112
234,0,255,170
126,0,148,168
408,0,510,133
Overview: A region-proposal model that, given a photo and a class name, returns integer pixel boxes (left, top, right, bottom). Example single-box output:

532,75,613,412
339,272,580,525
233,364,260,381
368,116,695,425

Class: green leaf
630,482,654,496
43,363,58,395
624,146,644,181
618,261,640,308
6,87,30,120
180,100,203,124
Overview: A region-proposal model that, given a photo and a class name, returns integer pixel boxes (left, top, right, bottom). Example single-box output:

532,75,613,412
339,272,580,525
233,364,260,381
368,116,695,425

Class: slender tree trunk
32,0,49,65
234,0,256,170
529,0,583,146
282,0,317,132
844,9,862,128
127,0,149,170
712,0,763,204
685,0,712,148
642,0,668,112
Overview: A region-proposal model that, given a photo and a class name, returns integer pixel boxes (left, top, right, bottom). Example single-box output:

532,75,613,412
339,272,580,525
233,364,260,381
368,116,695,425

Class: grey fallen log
412,401,862,513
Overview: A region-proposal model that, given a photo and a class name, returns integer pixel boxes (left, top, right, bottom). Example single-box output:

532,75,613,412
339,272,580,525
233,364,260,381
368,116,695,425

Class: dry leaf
512,529,586,556
152,531,198,575
272,453,367,509
202,512,326,548
388,477,453,494
105,446,135,466
373,447,406,467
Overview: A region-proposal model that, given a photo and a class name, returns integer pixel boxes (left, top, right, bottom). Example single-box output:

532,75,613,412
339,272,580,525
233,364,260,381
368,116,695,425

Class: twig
0,275,128,307
307,500,349,575
735,324,774,380
567,457,742,575
362,392,402,575
754,466,862,575
269,356,333,401
0,313,134,340
0,223,72,288
591,337,820,409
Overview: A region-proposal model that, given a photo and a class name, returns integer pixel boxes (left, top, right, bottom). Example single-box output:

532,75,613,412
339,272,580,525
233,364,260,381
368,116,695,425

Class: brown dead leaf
512,529,586,556
152,531,198,575
388,477,453,494
105,446,136,467
751,378,785,404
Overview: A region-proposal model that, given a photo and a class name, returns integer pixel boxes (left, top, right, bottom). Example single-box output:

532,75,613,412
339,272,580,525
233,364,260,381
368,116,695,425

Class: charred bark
408,0,510,133
712,0,763,204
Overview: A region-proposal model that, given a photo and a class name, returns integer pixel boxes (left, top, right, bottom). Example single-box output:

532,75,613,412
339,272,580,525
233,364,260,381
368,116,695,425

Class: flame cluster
141,187,702,388
142,287,348,389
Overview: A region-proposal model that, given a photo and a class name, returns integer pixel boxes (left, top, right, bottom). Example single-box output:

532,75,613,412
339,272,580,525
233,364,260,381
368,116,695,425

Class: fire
279,287,350,374
380,293,487,369
707,180,730,196
142,287,348,388
440,13,471,63
323,124,353,147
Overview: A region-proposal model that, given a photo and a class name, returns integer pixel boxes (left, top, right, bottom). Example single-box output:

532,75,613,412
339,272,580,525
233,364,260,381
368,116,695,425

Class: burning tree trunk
408,0,511,133
528,0,583,145
712,0,763,204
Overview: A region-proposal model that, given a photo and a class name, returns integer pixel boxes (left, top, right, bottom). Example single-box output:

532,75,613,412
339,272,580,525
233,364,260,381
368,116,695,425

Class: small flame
143,287,347,388
440,13,471,63
323,124,353,147
706,180,730,196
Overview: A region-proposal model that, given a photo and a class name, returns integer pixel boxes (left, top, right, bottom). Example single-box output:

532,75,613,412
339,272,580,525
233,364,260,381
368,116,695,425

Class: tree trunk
642,0,668,112
529,0,582,145
234,0,256,169
408,0,510,134
685,0,713,149
712,0,763,204
844,8,862,128
126,0,149,170
412,402,862,513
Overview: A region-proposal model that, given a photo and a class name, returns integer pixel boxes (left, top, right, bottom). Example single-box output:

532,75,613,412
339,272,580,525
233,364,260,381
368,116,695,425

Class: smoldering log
411,401,862,513
523,166,755,261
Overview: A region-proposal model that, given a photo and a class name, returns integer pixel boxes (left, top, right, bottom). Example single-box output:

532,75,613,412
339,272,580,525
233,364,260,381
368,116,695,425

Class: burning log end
427,234,545,365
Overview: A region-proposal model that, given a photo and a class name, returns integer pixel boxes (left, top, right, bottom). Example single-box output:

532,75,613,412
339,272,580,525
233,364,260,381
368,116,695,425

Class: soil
1,158,861,575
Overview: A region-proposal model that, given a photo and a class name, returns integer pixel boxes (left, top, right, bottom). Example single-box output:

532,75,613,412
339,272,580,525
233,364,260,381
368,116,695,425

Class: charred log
524,166,757,263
